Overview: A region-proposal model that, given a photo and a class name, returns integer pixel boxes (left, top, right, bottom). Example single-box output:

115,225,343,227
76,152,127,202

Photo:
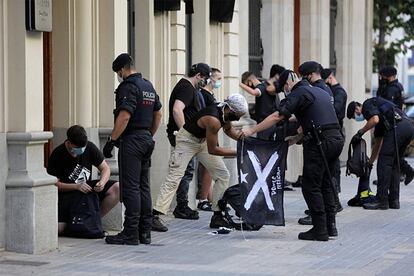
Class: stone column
193,0,211,64
335,0,370,155
261,0,294,76
4,1,57,254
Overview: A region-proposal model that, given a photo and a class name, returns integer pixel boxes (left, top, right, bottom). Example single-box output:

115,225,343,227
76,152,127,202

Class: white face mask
117,74,123,83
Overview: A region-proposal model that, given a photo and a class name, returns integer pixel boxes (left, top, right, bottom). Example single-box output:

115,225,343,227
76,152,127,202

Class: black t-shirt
167,78,200,136
47,141,104,186
254,81,277,123
200,88,216,107
183,104,225,138
330,83,347,127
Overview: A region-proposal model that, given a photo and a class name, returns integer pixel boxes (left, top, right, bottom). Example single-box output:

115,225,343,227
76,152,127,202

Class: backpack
218,184,263,231
64,192,104,239
346,138,369,177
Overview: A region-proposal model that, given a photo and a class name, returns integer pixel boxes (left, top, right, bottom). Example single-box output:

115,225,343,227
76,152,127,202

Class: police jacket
312,79,334,104
377,80,404,109
330,83,347,127
114,73,162,136
183,104,225,139
362,97,406,137
277,80,339,133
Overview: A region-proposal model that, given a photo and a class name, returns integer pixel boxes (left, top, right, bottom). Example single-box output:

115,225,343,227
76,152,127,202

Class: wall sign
26,0,52,32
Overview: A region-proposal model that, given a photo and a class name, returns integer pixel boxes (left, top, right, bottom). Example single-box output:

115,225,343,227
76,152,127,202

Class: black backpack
346,138,369,177
64,192,104,239
218,184,263,231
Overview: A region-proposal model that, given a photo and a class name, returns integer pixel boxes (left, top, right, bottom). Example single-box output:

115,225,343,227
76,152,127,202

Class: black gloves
103,138,116,158
351,130,363,145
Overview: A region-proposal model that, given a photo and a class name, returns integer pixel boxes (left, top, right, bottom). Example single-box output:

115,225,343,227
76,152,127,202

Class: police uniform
114,73,162,236
360,98,414,209
377,66,404,109
278,78,344,240
255,81,280,140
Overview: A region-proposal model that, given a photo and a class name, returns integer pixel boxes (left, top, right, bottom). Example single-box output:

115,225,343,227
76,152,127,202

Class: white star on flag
240,170,248,183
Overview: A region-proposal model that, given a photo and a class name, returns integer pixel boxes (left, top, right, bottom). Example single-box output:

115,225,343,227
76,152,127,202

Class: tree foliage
373,0,414,72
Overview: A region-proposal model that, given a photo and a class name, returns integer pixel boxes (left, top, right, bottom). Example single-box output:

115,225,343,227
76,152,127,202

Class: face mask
198,78,207,88
71,146,86,156
213,80,222,89
117,74,123,83
226,112,240,122
355,114,365,122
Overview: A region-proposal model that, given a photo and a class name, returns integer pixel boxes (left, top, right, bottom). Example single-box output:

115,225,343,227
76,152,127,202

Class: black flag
237,137,288,226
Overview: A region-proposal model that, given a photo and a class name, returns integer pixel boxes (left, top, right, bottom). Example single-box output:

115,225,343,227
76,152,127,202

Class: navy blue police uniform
114,73,162,236
278,78,344,239
361,98,414,208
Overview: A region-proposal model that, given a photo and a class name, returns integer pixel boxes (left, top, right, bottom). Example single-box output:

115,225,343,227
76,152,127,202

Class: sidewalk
1,161,414,276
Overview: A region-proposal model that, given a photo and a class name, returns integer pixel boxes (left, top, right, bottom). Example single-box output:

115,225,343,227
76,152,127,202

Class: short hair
66,125,88,147
112,53,134,72
211,67,221,74
269,64,286,78
241,71,254,84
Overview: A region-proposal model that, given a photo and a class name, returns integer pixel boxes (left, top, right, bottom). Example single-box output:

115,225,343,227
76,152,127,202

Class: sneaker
197,200,213,212
151,215,168,232
298,215,312,225
105,231,139,245
210,213,232,229
347,195,362,207
173,205,199,220
405,169,414,185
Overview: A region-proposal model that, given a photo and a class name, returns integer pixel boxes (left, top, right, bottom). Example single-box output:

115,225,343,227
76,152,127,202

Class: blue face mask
355,114,365,122
213,80,222,89
71,146,86,156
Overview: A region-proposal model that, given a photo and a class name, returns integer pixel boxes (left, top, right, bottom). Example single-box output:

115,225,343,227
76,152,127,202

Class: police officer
299,61,333,103
103,53,162,245
376,66,414,185
347,97,414,210
243,70,344,241
321,68,347,195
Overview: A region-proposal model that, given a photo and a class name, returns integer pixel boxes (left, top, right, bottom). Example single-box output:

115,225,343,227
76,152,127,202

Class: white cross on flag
237,137,288,226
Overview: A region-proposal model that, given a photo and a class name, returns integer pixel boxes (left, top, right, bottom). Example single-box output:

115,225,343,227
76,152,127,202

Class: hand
78,182,92,194
241,128,255,138
351,130,363,145
93,181,105,192
103,138,115,158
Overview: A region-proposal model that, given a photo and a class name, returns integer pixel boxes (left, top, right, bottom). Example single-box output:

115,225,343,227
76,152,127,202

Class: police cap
321,68,333,80
112,53,133,72
298,61,321,76
346,101,357,119
379,66,397,77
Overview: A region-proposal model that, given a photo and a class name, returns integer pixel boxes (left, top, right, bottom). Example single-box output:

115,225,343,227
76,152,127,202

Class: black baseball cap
191,63,211,77
298,61,321,76
379,66,397,77
112,53,134,72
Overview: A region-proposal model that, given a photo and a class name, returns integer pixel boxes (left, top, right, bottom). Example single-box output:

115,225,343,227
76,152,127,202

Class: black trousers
302,130,344,231
119,131,155,235
376,119,414,202
357,166,372,194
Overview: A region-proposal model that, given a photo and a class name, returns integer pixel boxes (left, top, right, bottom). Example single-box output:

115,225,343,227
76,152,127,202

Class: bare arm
358,115,380,135
150,110,162,136
93,160,111,192
172,100,186,129
205,118,237,157
55,180,92,193
239,83,261,97
110,110,131,140
223,122,242,141
242,111,284,137
369,137,383,164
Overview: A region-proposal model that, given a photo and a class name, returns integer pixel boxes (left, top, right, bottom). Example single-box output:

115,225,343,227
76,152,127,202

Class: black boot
363,200,389,210
389,199,400,209
405,169,414,185
298,228,329,241
210,212,231,228
298,215,312,225
139,232,151,244
105,231,139,245
335,197,343,213
326,214,338,237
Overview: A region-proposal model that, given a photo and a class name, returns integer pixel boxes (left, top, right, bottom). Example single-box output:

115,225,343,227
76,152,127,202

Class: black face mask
198,78,207,88
379,78,388,87
226,112,240,122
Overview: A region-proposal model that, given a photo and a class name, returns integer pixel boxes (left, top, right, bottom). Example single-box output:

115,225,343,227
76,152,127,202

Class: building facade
0,0,372,253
